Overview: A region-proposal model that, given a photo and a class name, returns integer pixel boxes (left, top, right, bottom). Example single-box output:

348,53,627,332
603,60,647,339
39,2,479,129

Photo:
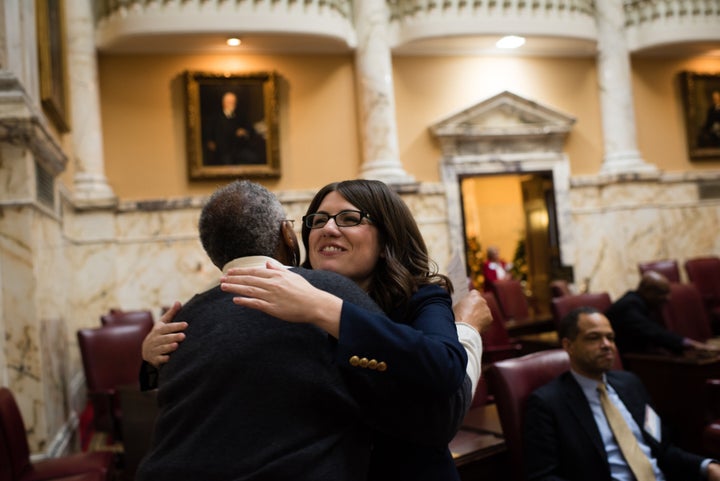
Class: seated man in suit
605,270,714,357
524,306,720,481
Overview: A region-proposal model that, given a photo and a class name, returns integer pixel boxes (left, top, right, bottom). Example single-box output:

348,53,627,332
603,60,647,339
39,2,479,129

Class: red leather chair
550,292,612,330
661,283,713,342
0,387,114,481
486,349,571,481
77,323,152,441
685,256,720,331
638,259,681,283
490,279,531,322
479,291,523,364
100,309,153,332
469,292,524,407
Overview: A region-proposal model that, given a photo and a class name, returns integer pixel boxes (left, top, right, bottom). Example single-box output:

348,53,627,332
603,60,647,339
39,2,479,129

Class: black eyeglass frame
302,210,372,229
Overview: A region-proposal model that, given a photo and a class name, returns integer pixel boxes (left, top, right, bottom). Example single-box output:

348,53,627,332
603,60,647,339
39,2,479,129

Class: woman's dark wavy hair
301,179,452,313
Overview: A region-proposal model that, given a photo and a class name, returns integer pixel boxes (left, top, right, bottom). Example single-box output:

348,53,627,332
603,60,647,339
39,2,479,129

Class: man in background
605,270,713,358
524,306,719,481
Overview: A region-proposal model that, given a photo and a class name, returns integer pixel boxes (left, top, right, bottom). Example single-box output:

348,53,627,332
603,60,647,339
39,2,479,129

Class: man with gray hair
136,180,380,480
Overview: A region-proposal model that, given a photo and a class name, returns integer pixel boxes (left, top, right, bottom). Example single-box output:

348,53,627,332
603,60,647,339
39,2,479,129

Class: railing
387,0,596,21
624,0,720,26
92,0,353,24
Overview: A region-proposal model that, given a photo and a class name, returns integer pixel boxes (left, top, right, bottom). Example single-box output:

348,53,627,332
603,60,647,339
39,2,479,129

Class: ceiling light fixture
496,35,526,49
226,38,242,47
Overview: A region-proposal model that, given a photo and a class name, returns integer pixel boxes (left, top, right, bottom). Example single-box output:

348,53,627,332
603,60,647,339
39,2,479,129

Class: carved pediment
430,91,575,156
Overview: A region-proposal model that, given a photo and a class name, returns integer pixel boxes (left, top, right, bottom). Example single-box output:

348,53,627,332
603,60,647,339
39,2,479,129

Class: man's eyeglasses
303,210,371,229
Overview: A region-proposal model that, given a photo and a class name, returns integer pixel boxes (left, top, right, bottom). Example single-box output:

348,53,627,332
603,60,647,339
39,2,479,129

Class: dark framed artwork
36,0,70,133
185,71,281,180
679,71,720,160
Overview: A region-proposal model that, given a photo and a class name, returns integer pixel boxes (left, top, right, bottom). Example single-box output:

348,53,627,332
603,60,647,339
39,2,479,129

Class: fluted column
595,0,657,175
65,0,116,206
353,0,414,184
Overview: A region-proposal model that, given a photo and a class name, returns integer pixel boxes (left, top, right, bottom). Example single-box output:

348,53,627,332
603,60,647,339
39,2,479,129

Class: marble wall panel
33,208,74,452
568,181,720,299
0,206,45,451
0,145,33,202
111,239,214,314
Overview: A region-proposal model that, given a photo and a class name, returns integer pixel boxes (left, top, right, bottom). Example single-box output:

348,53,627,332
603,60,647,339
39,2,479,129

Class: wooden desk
451,403,508,480
515,331,560,354
450,429,507,481
623,352,720,453
505,315,555,337
461,402,503,437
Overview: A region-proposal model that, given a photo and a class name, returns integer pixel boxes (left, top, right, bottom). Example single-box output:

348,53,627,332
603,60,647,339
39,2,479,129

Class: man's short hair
199,180,285,269
558,306,601,341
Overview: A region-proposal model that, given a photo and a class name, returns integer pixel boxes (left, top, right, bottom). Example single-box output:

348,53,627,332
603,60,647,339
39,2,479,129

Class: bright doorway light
496,35,525,49
226,38,242,47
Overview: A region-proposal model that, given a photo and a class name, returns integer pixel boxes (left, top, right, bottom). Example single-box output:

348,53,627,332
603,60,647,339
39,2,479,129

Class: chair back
478,291,523,362
638,259,681,283
100,309,154,332
551,292,612,330
480,291,511,346
685,256,720,306
77,323,152,437
0,387,31,481
661,283,713,342
77,323,151,392
490,279,530,322
486,349,571,481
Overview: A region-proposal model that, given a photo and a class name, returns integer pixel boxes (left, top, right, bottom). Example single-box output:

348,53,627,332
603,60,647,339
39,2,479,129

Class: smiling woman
221,178,479,481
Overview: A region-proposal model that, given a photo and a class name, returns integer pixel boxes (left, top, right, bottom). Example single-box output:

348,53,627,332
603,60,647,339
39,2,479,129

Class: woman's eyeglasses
303,210,371,229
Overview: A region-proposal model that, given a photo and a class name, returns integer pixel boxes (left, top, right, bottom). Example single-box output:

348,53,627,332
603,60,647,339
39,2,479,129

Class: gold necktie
597,383,656,481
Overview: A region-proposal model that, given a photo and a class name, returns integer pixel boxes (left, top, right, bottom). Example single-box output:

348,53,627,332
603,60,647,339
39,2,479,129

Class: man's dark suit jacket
605,291,684,356
524,370,705,481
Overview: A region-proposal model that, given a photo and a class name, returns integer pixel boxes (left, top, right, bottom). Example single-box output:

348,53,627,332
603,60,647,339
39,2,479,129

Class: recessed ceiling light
226,38,242,47
496,35,526,49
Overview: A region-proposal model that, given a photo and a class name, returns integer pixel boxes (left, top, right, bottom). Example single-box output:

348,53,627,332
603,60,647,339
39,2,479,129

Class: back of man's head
199,180,285,269
637,270,671,307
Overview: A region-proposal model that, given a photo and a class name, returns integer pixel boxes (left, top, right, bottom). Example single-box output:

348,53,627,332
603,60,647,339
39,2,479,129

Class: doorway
460,171,564,315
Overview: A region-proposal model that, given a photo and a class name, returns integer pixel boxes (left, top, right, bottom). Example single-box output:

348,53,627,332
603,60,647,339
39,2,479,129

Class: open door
520,174,561,315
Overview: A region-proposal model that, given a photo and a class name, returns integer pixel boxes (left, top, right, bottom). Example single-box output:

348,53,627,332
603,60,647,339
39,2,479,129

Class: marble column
65,0,116,207
353,0,414,184
595,0,657,175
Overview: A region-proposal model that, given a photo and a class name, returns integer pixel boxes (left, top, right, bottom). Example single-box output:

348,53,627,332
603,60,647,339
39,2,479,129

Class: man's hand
142,301,188,368
453,289,493,333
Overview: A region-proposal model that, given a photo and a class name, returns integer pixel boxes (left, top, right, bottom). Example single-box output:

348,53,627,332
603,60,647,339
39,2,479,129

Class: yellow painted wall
461,174,526,263
98,53,360,200
632,56,720,172
393,55,603,176
96,52,720,201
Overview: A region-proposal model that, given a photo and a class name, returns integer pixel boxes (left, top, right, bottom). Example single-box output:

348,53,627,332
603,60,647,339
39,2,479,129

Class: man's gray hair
199,180,285,269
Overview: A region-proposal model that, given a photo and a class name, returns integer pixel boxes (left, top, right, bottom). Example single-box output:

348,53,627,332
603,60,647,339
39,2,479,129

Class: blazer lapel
560,373,610,462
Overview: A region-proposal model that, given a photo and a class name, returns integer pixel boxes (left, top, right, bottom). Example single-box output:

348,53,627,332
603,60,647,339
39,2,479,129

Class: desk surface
451,403,506,466
461,403,503,436
450,430,506,466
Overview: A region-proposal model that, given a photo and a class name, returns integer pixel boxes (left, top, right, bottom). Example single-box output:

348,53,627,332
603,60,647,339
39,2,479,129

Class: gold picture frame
185,71,281,180
679,71,720,160
36,0,70,133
